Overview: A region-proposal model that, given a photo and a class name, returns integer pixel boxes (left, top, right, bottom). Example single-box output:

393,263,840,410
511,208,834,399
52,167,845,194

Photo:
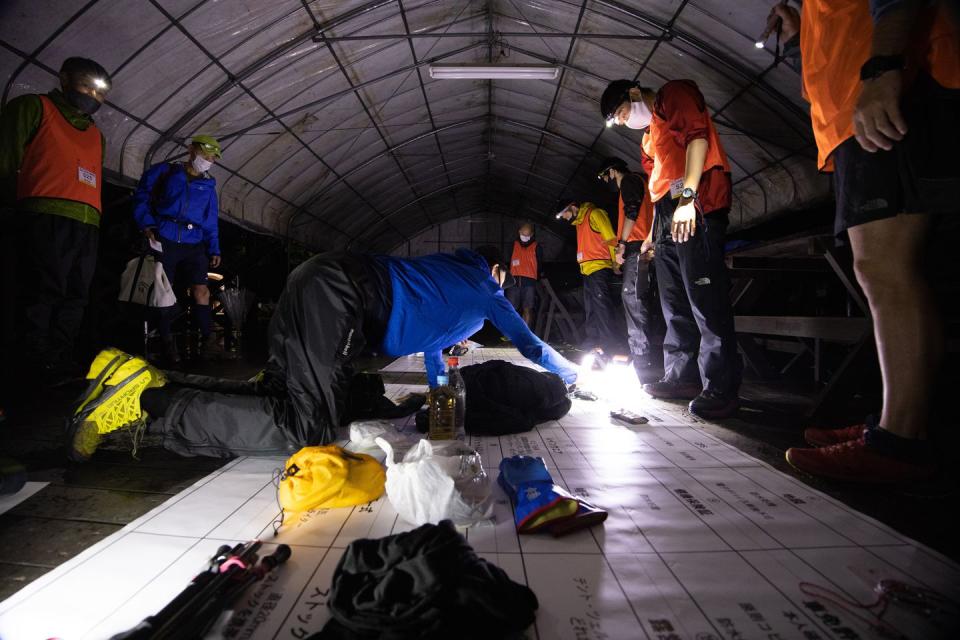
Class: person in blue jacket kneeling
68,245,579,460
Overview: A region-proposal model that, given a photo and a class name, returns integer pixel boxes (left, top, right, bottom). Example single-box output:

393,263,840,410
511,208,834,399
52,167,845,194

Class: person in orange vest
601,78,741,419
555,199,618,353
0,57,110,385
505,222,543,328
597,157,665,384
765,1,959,484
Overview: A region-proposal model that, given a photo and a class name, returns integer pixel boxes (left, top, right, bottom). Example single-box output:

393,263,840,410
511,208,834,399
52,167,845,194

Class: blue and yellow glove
498,456,579,533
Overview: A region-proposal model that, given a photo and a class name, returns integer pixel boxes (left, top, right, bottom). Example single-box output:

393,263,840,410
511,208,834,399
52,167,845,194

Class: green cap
191,135,222,158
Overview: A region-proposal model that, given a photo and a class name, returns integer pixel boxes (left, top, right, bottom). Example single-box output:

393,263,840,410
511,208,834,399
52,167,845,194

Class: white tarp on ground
1,349,955,639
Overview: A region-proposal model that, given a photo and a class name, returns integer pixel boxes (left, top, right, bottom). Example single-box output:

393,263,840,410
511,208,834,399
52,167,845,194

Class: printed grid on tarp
0,349,957,640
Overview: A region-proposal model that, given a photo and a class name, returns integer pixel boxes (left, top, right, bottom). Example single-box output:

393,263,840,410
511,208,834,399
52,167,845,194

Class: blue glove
498,456,579,533
498,455,553,490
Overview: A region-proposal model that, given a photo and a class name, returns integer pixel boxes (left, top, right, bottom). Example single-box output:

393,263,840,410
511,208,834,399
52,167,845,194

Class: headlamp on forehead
597,157,628,181
60,57,112,93
600,79,638,126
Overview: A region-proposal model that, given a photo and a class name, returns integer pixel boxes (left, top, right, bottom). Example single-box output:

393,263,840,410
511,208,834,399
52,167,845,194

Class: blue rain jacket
132,161,220,255
373,249,578,387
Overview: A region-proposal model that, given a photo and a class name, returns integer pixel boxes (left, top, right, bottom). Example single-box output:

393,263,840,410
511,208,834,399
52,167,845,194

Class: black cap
600,79,637,120
60,57,112,91
597,156,629,179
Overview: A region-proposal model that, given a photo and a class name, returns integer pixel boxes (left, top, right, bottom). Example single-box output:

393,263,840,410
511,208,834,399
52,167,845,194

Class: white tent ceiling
1,0,830,253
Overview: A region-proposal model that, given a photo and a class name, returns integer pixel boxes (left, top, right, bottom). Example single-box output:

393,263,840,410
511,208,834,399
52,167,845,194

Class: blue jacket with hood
373,249,578,387
132,161,221,255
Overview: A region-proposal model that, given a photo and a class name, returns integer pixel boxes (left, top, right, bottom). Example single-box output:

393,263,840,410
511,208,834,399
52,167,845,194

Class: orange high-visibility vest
801,0,959,170
16,95,103,212
575,206,613,263
618,173,653,243
510,240,538,279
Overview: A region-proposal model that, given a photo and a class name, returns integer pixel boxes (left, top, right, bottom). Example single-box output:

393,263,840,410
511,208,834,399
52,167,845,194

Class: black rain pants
148,253,389,458
653,201,741,395
621,244,664,366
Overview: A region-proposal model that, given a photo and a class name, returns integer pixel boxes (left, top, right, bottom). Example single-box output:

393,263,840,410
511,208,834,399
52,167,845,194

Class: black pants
581,268,617,351
148,253,388,458
16,212,99,366
621,247,664,366
653,201,740,395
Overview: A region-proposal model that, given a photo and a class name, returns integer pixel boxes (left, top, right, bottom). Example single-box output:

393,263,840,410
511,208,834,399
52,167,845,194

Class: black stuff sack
416,359,571,436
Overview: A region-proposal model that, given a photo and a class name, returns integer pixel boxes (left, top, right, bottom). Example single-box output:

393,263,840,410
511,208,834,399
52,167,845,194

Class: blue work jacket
373,249,578,387
132,161,220,255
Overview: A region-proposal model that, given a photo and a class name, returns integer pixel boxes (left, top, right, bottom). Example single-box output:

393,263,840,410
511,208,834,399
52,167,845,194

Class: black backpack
416,359,571,436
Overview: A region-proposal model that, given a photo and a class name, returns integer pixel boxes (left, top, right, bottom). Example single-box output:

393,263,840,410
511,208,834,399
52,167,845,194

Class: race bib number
511,259,520,266
669,177,684,199
78,166,97,188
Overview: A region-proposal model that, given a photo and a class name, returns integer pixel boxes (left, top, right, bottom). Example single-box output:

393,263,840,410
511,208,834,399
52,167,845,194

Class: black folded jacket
314,520,538,639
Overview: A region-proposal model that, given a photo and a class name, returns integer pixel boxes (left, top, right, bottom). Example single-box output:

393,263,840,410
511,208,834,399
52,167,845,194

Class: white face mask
625,100,652,130
519,234,531,242
191,155,213,173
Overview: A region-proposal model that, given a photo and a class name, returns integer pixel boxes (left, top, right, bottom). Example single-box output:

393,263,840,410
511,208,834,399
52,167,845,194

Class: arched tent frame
1,0,829,254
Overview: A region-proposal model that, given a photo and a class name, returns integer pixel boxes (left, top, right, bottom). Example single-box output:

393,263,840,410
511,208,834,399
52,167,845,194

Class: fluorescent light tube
428,64,560,80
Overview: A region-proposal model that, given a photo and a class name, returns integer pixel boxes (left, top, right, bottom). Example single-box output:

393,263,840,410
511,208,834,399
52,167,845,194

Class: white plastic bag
150,260,176,308
119,255,176,308
349,420,391,448
375,438,493,527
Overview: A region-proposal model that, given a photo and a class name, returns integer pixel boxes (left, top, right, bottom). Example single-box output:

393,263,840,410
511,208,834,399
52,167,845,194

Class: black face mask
603,178,619,193
64,89,102,115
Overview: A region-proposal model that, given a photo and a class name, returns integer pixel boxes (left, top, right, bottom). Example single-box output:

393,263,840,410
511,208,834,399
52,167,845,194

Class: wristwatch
680,187,697,200
860,54,905,81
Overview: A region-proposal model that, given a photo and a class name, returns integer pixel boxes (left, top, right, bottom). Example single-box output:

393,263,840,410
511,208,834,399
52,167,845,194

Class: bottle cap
447,356,459,367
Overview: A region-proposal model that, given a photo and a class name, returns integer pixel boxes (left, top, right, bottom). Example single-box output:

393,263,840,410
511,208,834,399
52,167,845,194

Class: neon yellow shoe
72,348,133,417
68,356,166,462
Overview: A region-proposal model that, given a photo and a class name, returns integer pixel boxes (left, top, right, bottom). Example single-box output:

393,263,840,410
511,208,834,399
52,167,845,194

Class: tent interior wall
1,0,829,260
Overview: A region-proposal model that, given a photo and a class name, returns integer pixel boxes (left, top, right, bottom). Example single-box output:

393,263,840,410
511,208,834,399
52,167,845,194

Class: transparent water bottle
428,374,457,441
447,356,466,440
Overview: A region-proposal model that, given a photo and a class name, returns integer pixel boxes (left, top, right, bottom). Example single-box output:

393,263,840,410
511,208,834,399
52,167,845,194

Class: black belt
159,217,197,230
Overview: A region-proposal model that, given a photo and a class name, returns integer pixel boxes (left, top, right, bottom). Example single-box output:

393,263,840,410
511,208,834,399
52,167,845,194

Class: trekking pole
110,541,264,640
109,544,232,640
186,544,292,639
150,541,263,640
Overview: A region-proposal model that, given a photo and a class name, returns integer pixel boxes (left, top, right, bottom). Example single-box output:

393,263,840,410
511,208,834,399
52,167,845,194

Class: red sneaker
803,423,868,447
785,437,936,484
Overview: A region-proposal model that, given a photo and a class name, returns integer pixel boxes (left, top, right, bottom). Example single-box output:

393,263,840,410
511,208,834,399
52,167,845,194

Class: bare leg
847,214,941,440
